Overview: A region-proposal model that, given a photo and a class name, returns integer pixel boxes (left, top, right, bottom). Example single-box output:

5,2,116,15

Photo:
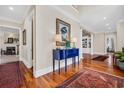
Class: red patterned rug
56,68,124,88
92,55,108,61
0,62,24,88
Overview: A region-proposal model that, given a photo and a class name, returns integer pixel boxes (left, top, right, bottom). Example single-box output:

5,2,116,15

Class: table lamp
72,37,77,48
54,34,62,49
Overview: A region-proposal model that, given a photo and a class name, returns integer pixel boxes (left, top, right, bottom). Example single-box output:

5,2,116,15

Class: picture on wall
22,29,26,45
56,18,71,46
8,38,13,43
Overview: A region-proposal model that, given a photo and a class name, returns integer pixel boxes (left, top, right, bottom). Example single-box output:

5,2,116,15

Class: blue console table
53,48,79,73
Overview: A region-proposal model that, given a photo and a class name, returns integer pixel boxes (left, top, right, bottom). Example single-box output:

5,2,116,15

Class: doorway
27,12,35,75
105,33,116,54
30,18,34,73
106,37,115,53
0,26,20,64
82,29,93,58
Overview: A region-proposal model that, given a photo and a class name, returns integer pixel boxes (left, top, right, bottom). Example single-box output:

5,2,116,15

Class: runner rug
0,62,24,88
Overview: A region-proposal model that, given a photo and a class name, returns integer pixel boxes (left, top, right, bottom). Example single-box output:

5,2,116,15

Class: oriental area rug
56,68,124,88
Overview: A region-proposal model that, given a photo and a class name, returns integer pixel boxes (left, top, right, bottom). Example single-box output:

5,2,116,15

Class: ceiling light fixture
103,17,107,20
106,23,109,26
9,6,14,11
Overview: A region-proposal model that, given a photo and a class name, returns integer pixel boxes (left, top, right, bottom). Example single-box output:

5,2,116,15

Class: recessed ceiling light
106,23,109,26
103,17,107,20
9,6,14,11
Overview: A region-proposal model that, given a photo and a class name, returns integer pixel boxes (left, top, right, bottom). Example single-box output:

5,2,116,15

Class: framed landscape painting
56,18,71,46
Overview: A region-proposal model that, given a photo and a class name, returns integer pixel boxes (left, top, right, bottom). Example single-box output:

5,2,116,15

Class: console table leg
58,60,60,74
72,58,74,67
53,59,55,72
78,56,79,65
74,57,76,67
65,58,67,72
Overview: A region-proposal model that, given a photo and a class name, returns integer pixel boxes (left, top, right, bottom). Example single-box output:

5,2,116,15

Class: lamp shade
54,34,62,42
72,37,77,43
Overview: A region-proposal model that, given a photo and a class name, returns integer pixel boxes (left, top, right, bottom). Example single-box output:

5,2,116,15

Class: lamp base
72,42,76,48
56,45,61,49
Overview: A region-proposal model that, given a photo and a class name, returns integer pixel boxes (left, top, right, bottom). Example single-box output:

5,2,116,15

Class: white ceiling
78,5,124,32
0,5,30,24
0,5,123,33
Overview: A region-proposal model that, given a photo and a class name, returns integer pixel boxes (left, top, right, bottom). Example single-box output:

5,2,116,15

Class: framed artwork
56,18,71,46
8,38,13,43
82,38,87,48
23,29,26,45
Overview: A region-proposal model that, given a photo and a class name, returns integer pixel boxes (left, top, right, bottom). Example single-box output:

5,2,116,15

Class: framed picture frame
8,38,13,43
23,29,26,45
56,18,71,46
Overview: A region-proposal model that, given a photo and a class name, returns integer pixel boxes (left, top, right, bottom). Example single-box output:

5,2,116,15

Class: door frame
27,9,36,77
0,25,20,56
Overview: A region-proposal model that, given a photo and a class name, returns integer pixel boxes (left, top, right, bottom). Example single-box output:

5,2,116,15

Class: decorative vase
66,41,70,48
116,59,120,66
118,61,124,70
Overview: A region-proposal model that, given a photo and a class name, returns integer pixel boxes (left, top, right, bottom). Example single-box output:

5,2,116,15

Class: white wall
117,21,124,51
93,32,117,55
93,33,105,54
20,9,34,69
34,6,82,77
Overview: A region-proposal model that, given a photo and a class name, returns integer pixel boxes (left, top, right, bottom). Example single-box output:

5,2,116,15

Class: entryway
105,32,117,54
0,26,20,64
82,29,93,57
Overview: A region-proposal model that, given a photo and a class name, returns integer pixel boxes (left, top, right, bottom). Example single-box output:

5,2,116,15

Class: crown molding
0,19,22,28
50,5,80,23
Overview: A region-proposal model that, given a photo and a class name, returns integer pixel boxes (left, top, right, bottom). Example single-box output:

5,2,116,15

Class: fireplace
6,47,16,55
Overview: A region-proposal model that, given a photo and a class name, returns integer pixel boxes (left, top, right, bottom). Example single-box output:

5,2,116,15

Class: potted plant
118,56,124,70
122,47,124,53
114,51,122,66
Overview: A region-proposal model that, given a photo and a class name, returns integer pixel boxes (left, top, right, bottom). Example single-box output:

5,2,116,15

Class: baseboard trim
20,57,32,69
92,52,106,55
34,59,80,78
34,66,52,78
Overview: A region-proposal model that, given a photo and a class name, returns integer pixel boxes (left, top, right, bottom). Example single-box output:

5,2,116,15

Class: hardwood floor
20,54,124,88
